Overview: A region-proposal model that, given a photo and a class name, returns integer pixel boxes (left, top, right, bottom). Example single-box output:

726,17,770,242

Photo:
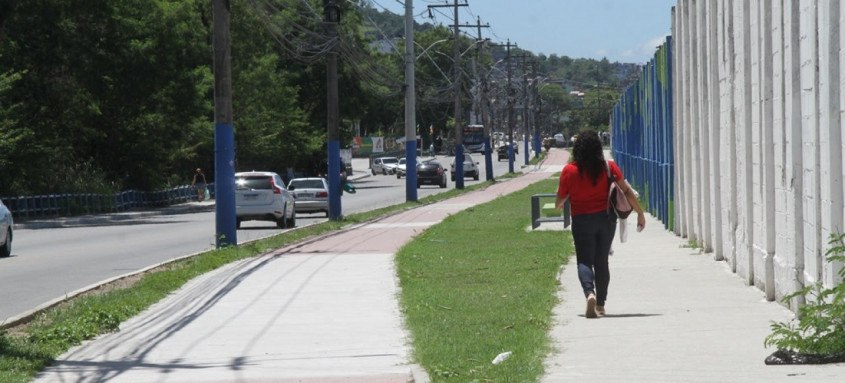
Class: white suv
450,153,480,181
235,171,296,229
371,156,400,175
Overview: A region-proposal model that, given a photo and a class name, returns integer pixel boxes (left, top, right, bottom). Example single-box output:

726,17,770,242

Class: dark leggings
571,211,616,306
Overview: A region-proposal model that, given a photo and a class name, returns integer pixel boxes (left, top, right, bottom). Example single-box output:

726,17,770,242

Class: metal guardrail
0,183,215,220
531,193,570,230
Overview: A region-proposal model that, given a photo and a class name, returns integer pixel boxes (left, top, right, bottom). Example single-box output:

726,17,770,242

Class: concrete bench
531,193,570,230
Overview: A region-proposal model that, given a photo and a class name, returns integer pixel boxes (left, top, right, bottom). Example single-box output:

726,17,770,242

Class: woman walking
555,131,645,318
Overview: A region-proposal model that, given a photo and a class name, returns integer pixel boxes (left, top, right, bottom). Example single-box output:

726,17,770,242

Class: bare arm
555,195,568,210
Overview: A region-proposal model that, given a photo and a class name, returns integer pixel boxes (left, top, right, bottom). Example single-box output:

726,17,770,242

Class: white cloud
641,35,669,56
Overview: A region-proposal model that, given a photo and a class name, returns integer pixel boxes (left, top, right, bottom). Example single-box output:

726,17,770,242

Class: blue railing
1,183,215,220
611,36,674,230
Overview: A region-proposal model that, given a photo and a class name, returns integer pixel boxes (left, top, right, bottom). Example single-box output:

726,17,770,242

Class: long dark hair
571,130,606,186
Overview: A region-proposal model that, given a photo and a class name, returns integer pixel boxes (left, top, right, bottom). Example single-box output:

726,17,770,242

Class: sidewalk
32,148,845,382
542,219,845,380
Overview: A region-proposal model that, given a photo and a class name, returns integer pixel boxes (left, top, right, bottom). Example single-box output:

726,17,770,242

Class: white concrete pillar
734,0,754,284
780,0,806,311
799,0,822,288
697,0,713,253
677,0,691,239
750,0,764,290
819,0,843,288
754,0,776,300
707,0,724,261
720,0,739,271
772,0,788,304
672,5,683,236
689,0,702,245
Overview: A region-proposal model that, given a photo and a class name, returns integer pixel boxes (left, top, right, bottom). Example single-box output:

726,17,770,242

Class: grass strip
397,177,573,382
0,174,517,383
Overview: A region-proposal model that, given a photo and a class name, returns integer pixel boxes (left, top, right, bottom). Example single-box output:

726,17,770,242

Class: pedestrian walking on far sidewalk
555,130,646,318
192,168,207,202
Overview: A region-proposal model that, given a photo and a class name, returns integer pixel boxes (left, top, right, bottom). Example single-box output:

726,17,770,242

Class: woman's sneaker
595,305,606,317
585,294,598,318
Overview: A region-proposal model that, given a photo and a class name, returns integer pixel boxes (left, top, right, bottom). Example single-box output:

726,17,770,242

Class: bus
462,124,486,153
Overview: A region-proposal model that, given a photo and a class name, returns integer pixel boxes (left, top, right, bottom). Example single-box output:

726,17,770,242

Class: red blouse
556,160,624,216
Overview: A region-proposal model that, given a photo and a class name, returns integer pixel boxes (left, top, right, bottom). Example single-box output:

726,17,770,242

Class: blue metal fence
1,184,214,220
611,36,674,230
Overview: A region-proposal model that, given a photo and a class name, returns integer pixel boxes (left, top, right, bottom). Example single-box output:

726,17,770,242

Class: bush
764,233,845,359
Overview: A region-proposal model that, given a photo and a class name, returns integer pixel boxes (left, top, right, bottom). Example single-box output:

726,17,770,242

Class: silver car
235,171,296,229
371,156,399,175
1,199,12,257
288,177,329,217
450,153,480,181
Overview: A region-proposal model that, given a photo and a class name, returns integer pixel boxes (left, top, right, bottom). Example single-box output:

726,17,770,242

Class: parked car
395,157,408,178
417,160,448,188
0,199,12,258
235,171,296,229
288,177,329,217
450,153,480,181
371,156,400,175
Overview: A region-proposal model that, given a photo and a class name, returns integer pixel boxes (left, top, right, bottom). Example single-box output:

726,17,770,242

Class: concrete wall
673,0,844,310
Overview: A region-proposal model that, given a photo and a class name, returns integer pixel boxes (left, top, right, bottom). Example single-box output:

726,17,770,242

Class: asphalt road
1,150,535,325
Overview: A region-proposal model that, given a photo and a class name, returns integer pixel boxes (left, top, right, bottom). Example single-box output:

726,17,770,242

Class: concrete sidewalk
32,147,845,382
542,214,845,382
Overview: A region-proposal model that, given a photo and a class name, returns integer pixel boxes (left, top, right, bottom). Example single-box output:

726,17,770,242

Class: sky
371,0,678,64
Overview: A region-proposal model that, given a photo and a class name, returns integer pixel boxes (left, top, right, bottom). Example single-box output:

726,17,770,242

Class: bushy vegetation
765,233,845,357
1,0,636,197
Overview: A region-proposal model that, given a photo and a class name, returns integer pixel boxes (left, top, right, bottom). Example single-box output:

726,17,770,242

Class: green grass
396,178,572,382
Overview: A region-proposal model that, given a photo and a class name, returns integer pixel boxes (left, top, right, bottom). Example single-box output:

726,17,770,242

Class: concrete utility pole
212,0,236,247
404,0,417,202
463,16,492,180
428,0,467,189
520,54,529,165
504,40,517,173
324,0,342,220
530,61,541,159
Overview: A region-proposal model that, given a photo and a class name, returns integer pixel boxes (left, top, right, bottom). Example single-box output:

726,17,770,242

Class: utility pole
520,54,529,165
404,0,417,201
212,0,236,247
530,61,541,159
428,0,467,189
504,41,517,173
324,0,342,220
464,16,492,181
490,39,518,173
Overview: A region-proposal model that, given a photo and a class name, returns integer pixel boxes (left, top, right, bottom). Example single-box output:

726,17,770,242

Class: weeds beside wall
612,0,844,313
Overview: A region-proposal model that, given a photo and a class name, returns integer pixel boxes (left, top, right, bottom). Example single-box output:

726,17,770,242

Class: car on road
496,145,510,161
288,177,329,217
417,160,448,188
235,171,296,229
395,157,408,178
0,199,12,258
371,156,400,175
450,153,480,181
496,142,520,161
